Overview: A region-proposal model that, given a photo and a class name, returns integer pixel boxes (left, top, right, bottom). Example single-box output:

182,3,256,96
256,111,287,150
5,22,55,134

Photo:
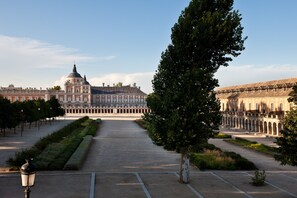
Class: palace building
0,64,149,115
216,78,297,136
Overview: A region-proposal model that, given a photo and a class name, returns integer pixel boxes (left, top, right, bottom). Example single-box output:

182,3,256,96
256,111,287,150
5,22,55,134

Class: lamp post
37,108,40,130
20,159,36,198
20,109,24,136
49,107,52,125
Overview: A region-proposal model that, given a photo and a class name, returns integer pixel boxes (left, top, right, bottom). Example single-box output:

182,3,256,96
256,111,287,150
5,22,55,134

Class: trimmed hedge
63,135,93,170
225,137,278,156
7,116,88,167
35,128,84,170
214,132,232,139
134,119,148,129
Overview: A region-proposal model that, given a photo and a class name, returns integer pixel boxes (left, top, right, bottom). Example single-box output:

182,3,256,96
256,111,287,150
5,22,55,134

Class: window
280,103,283,111
271,103,274,111
249,103,251,111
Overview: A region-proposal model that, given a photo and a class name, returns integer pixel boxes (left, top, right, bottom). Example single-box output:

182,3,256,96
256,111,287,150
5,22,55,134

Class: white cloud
89,72,154,94
53,75,68,88
0,35,115,69
215,64,297,87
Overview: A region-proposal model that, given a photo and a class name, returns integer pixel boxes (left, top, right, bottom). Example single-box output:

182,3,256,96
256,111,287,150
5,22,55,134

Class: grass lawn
225,137,278,156
213,132,232,139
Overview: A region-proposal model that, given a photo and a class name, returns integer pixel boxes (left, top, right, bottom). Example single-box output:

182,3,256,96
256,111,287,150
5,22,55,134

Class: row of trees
144,0,246,183
0,96,65,134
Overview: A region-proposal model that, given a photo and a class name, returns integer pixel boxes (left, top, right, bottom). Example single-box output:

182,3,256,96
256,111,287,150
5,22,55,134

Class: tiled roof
216,77,297,99
217,78,297,92
217,89,292,99
91,86,147,95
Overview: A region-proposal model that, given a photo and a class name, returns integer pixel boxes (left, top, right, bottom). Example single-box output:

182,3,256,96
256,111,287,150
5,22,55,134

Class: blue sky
1,0,297,93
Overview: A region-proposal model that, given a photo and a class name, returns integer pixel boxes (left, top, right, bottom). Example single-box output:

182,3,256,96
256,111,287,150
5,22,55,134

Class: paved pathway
2,119,297,198
0,119,72,169
82,120,182,172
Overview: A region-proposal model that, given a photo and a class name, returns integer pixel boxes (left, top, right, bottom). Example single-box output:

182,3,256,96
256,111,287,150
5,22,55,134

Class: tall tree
144,0,245,183
47,97,65,118
52,85,61,91
275,85,297,165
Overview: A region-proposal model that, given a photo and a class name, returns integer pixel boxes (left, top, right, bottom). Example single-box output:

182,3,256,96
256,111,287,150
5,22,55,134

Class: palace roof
217,78,297,92
91,86,147,95
67,64,82,78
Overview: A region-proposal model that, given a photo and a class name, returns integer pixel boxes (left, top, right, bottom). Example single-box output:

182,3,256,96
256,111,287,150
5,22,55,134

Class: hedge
63,135,93,170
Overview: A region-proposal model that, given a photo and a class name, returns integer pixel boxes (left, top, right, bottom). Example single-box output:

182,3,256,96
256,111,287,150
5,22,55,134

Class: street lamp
49,107,52,125
37,108,40,130
20,109,24,136
20,159,36,198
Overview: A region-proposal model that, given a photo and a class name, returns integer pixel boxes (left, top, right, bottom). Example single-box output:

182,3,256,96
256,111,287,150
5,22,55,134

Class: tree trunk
179,148,190,184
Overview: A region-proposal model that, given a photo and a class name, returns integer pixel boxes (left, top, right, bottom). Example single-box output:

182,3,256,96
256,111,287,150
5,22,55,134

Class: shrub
251,170,266,186
64,135,93,170
214,133,232,139
190,148,257,170
225,138,278,156
7,147,39,167
135,119,149,129
49,136,82,170
7,116,88,167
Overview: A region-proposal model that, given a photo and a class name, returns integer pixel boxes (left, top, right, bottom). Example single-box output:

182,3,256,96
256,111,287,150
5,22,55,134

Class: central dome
67,64,82,78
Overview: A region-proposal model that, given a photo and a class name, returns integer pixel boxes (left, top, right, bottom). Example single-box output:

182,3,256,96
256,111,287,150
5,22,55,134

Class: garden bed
7,117,100,170
224,137,278,156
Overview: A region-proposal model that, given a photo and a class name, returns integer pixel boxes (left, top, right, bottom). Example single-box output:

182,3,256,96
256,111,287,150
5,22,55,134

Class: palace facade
216,78,297,136
0,64,149,115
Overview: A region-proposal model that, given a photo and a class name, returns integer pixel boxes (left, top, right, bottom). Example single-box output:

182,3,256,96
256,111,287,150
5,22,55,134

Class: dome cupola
67,64,82,78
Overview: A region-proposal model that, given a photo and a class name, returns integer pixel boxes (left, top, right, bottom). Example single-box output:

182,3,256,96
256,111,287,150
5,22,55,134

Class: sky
1,0,297,94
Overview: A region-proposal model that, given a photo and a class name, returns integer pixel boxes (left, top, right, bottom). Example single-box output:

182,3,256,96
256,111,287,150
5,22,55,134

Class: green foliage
7,117,88,167
49,136,82,170
35,143,65,169
190,149,257,170
226,137,277,156
144,0,245,152
275,107,297,165
134,119,149,130
214,133,232,139
52,85,61,90
0,96,65,133
64,135,93,170
0,98,18,132
251,170,266,186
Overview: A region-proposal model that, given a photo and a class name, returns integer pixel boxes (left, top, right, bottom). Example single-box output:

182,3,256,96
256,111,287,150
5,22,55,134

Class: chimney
102,83,105,87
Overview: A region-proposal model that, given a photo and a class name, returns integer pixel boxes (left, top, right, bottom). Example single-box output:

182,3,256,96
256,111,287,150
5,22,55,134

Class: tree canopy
275,85,297,166
0,97,65,133
144,0,246,152
144,0,246,183
52,86,61,90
